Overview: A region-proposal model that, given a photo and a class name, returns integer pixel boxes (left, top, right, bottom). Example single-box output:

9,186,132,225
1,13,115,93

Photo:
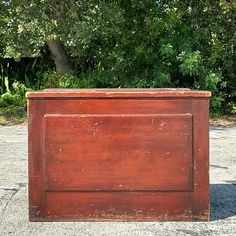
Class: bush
0,81,30,109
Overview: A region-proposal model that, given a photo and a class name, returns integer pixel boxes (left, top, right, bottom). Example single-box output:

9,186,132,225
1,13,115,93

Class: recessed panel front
43,114,193,191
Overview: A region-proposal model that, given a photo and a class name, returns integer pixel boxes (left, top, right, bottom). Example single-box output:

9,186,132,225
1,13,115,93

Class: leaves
178,51,202,76
0,0,235,114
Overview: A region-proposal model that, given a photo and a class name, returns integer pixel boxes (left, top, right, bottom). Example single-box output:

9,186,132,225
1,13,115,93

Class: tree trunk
47,40,73,75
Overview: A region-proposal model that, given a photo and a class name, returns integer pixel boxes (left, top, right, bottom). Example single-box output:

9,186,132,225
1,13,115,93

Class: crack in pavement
210,164,228,169
0,187,21,221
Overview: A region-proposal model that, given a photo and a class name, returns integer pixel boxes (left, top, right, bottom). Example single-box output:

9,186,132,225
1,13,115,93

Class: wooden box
27,88,211,221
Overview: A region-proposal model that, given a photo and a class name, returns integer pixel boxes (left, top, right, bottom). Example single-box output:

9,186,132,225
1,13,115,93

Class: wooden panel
26,88,211,98
45,98,191,114
44,114,193,191
191,98,210,221
28,99,46,220
45,192,193,221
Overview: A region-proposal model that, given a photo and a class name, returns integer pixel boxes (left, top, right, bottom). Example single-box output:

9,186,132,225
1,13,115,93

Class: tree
0,1,126,75
1,1,75,74
0,0,235,110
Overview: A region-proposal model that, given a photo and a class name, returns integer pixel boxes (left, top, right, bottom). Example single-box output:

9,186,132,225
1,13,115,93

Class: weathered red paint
27,88,211,221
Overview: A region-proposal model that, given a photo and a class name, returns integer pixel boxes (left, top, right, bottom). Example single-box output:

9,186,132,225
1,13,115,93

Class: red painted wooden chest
27,88,211,221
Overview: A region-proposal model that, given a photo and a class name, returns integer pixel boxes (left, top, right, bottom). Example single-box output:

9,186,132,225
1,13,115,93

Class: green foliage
0,65,30,121
178,51,202,76
226,102,236,115
0,81,30,109
0,1,236,116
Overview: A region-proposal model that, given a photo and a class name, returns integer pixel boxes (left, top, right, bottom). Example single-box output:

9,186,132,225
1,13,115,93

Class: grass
0,107,27,125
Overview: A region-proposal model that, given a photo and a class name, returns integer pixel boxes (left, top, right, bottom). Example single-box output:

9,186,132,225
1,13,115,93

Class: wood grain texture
28,99,46,220
44,114,193,191
191,98,210,221
45,99,191,115
45,192,193,221
26,88,211,98
27,89,210,221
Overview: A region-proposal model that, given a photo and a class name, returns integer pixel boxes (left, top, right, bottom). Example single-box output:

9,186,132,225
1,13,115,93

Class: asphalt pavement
0,125,235,236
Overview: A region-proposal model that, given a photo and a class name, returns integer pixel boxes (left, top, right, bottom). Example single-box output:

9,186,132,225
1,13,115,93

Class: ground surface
209,116,236,128
0,125,235,236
